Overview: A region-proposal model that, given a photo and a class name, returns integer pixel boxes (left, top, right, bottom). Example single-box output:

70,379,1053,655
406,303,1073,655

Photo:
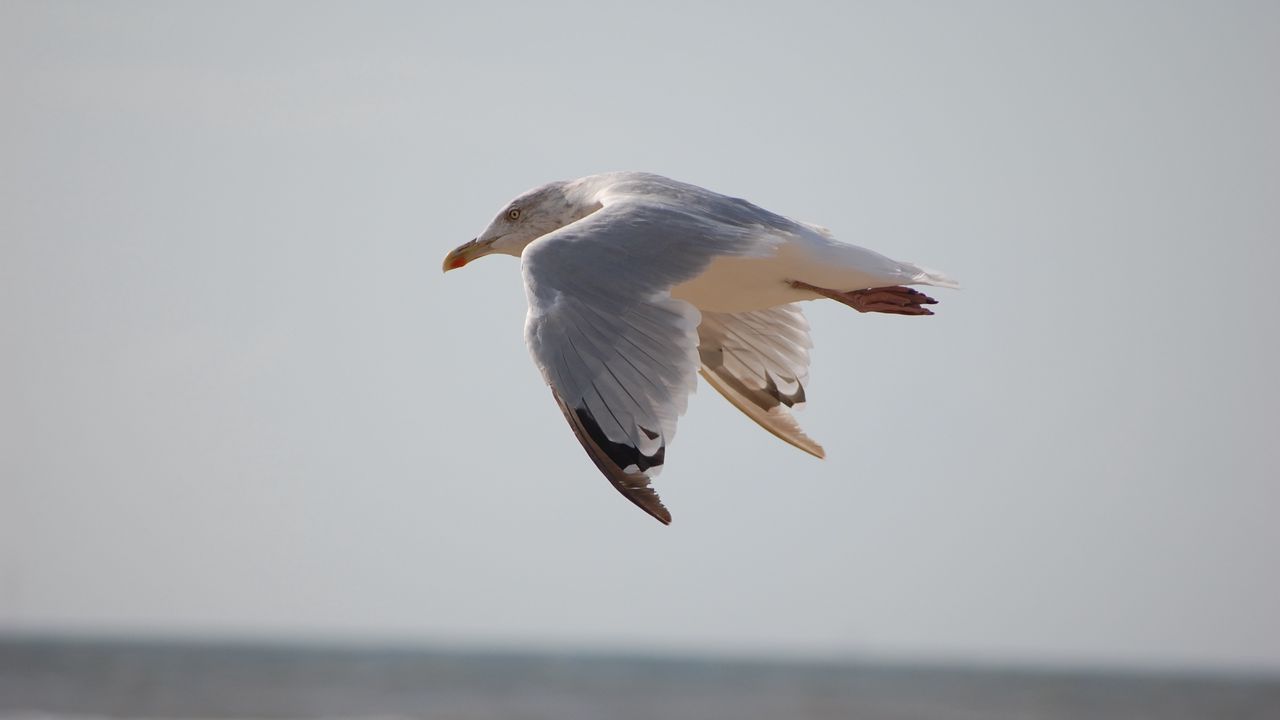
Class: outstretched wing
521,199,778,524
698,305,824,459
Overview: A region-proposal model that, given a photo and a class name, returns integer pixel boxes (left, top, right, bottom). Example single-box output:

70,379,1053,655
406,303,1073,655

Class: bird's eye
507,208,521,221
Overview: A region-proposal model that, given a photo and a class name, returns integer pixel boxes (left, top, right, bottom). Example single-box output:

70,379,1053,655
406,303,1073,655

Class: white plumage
443,172,955,524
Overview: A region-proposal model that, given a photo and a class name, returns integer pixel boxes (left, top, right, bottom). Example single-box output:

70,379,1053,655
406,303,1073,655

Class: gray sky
2,1,1278,672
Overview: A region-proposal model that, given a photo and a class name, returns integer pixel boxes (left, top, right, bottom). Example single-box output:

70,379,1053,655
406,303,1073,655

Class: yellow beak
441,238,492,272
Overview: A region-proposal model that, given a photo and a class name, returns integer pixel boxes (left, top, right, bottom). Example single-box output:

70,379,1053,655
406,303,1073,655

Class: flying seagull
443,172,955,524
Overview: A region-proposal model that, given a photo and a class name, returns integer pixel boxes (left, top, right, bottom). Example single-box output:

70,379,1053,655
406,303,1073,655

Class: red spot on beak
447,256,468,270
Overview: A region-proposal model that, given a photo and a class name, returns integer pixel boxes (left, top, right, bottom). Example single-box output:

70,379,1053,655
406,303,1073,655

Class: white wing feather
522,196,780,523
697,304,824,458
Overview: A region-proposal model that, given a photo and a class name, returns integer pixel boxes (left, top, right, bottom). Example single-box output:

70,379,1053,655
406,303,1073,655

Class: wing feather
698,305,825,459
523,199,778,523
551,389,672,525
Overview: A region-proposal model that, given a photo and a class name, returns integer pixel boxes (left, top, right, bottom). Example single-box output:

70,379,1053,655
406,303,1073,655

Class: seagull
443,172,955,524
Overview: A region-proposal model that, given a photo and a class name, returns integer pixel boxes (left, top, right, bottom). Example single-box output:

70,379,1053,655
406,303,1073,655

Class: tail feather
909,265,959,289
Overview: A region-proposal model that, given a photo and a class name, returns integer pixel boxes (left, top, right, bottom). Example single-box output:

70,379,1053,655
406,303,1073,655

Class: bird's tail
908,264,960,289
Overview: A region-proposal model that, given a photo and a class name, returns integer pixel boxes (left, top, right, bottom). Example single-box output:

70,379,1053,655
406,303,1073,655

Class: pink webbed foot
790,281,938,316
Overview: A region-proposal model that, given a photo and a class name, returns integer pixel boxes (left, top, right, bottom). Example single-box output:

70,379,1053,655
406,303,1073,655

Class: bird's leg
789,280,938,316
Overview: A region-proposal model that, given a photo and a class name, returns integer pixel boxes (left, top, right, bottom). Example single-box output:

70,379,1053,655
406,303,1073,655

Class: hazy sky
2,1,1278,672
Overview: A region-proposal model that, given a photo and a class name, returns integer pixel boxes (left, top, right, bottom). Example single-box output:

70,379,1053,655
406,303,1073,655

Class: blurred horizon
5,631,1280,678
2,625,1278,679
4,635,1279,720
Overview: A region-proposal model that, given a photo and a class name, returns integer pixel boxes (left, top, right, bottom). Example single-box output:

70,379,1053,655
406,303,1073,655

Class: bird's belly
671,254,813,313
670,244,894,313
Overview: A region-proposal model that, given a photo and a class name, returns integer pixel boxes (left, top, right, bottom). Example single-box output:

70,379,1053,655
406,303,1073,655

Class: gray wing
522,199,777,524
698,305,824,459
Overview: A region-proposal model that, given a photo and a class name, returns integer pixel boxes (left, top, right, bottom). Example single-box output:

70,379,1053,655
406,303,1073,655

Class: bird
442,172,955,524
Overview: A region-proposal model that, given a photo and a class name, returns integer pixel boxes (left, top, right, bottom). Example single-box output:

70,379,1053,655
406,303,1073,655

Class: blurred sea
1,637,1277,720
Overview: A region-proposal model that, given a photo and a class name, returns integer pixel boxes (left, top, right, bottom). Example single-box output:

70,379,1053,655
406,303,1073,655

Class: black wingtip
631,490,672,525
573,407,666,473
552,390,674,525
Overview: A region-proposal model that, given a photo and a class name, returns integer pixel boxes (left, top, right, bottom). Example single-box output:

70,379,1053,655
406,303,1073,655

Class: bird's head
443,180,600,272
